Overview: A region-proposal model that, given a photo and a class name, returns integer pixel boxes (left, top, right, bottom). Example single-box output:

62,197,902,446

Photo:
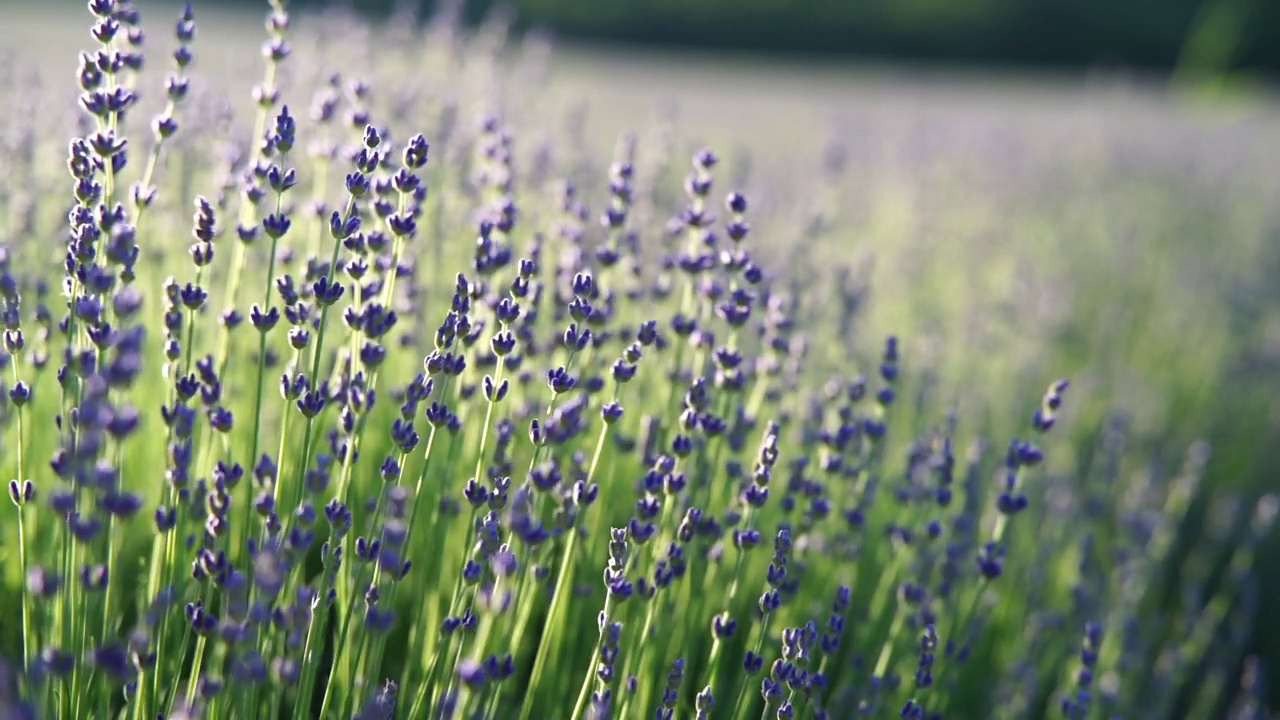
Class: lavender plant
0,2,1275,719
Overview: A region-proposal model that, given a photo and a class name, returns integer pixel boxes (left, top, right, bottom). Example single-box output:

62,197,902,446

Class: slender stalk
288,194,358,520
9,359,32,672
571,593,617,720
520,416,612,719
254,170,288,512
702,504,754,697
730,613,775,719
292,565,330,720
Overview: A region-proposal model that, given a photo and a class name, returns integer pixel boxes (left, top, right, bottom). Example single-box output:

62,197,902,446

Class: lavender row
0,2,1275,719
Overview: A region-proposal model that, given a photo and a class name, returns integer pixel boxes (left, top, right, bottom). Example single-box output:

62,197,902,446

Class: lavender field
2,1,1280,719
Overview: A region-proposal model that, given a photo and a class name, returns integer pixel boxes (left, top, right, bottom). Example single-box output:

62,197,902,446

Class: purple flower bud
27,567,62,597
601,401,624,424
454,658,486,689
712,613,736,638
6,380,30,406
547,366,577,395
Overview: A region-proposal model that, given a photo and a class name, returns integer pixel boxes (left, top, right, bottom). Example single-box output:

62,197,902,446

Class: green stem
9,360,32,671
730,613,775,719
572,594,617,720
252,228,285,501
288,194,358,521
703,506,754,695
292,570,329,720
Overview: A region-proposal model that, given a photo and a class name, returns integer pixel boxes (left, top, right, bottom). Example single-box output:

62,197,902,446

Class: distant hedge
287,0,1280,74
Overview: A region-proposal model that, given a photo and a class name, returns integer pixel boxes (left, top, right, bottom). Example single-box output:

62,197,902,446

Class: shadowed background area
198,0,1280,77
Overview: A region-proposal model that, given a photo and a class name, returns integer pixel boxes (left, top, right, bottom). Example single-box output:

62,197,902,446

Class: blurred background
240,0,1280,81
3,0,1279,710
217,0,1280,78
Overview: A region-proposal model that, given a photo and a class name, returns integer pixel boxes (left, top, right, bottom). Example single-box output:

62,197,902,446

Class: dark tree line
252,0,1279,75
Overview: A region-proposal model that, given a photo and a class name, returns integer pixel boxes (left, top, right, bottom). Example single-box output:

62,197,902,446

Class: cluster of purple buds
695,685,715,720
1060,622,1103,719
604,527,633,600
655,657,685,719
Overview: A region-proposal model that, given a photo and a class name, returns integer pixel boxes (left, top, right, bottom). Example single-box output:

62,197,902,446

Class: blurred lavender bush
1,1,1279,719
